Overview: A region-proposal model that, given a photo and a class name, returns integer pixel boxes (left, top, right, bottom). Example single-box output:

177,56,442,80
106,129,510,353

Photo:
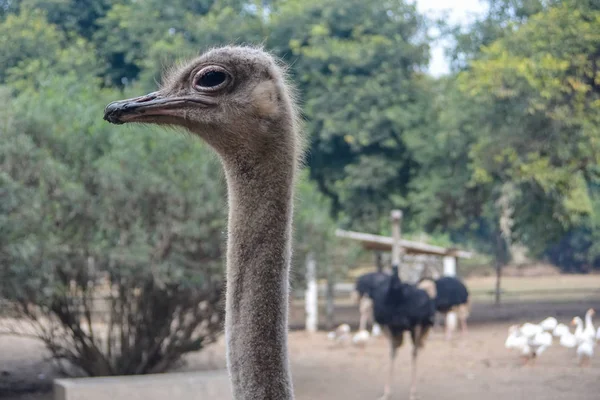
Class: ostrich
358,266,435,399
417,276,470,340
355,211,435,400
104,46,301,400
354,271,390,332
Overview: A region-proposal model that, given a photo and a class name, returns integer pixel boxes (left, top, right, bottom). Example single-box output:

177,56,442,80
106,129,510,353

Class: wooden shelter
335,212,473,277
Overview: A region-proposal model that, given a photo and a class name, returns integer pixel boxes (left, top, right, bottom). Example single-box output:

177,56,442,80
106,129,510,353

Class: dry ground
2,321,599,400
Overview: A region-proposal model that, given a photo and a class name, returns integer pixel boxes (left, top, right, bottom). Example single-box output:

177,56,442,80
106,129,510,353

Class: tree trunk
495,260,502,305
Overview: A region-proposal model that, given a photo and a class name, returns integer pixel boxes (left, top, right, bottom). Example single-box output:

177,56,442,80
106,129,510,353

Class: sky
415,0,488,76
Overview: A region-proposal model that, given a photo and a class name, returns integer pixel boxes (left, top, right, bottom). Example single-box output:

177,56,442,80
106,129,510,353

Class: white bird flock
505,308,597,366
327,323,351,345
327,322,383,348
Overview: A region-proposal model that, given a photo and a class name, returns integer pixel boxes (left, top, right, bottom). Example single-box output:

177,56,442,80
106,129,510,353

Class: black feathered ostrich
417,276,470,340
355,211,435,400
354,270,390,332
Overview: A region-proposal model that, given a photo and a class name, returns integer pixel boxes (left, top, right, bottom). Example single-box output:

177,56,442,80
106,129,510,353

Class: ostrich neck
222,146,296,400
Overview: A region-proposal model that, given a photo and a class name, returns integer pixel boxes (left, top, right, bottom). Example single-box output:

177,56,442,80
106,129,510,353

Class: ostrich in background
417,276,470,340
356,211,435,400
354,270,390,333
104,46,301,400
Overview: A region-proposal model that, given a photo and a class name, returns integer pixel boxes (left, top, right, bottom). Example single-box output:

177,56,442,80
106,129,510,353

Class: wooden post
325,263,335,330
442,254,456,277
375,251,383,273
494,233,505,305
305,252,318,333
391,210,403,270
495,261,502,305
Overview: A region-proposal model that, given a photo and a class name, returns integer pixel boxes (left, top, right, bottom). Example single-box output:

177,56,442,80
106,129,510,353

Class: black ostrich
417,276,470,340
354,271,390,332
356,265,435,400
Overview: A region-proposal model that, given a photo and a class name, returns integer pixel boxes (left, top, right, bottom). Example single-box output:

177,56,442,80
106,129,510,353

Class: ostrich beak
103,91,217,124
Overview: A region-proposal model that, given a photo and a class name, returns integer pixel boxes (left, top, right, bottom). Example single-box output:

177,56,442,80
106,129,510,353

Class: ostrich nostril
134,91,160,103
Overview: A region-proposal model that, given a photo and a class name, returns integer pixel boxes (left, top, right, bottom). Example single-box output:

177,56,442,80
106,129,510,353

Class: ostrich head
104,46,298,160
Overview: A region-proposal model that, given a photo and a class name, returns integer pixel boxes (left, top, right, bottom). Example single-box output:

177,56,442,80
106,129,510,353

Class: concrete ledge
54,370,232,400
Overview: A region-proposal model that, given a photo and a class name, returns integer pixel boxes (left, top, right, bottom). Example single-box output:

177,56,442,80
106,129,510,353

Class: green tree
0,75,226,375
267,0,433,232
456,0,600,258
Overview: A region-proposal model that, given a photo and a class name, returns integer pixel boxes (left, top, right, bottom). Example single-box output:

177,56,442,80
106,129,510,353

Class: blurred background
1,0,599,399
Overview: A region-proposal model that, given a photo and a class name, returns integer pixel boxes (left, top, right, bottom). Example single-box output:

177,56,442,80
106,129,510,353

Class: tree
455,0,600,258
0,75,226,375
267,0,433,232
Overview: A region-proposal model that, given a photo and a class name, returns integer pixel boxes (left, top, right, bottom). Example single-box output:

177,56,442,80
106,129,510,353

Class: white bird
572,316,585,343
520,322,543,337
533,331,553,347
576,340,594,367
505,323,553,365
327,323,351,345
553,323,569,337
528,331,552,358
505,325,528,350
539,317,558,331
559,329,578,348
505,325,537,363
352,329,370,347
582,309,595,342
371,323,382,337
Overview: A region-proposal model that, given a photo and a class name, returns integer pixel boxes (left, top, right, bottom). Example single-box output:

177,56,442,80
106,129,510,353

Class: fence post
391,210,403,271
325,273,335,330
495,261,502,305
305,252,318,333
375,251,383,273
442,254,456,277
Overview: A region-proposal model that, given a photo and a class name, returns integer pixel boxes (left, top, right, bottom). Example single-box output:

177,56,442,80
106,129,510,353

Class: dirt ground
1,321,599,400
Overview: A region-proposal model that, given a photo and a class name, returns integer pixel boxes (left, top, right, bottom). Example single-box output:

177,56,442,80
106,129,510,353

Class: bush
0,77,226,376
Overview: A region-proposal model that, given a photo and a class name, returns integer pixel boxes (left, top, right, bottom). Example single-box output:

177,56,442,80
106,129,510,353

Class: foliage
270,0,433,232
2,3,600,378
459,0,600,256
0,76,226,375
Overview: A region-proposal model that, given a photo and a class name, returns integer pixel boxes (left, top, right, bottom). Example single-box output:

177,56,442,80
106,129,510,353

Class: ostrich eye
194,68,230,90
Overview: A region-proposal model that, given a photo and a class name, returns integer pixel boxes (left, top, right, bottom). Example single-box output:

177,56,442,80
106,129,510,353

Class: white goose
529,331,553,357
572,316,585,342
539,317,558,331
352,329,371,347
505,325,527,349
520,322,543,337
505,324,551,363
572,309,596,367
372,323,382,337
576,340,594,367
553,323,569,337
327,323,351,345
558,327,578,348
582,309,596,342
